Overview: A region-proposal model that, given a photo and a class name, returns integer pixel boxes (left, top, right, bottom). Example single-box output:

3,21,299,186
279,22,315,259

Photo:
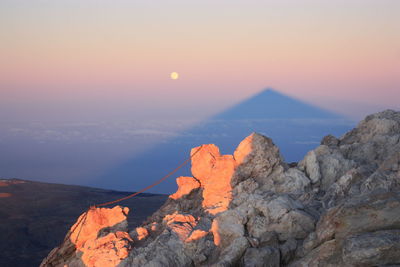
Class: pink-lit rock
64,206,132,267
134,227,149,241
81,231,132,267
164,213,197,241
186,229,208,242
70,206,129,249
169,176,200,200
191,145,236,215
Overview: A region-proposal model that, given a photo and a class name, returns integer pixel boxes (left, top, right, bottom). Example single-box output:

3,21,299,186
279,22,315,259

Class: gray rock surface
43,110,400,267
342,230,400,265
242,246,280,267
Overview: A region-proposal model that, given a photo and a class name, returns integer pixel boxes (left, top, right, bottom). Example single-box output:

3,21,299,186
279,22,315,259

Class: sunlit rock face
70,206,129,249
190,144,236,215
169,176,200,200
80,231,132,267
41,206,132,267
43,110,400,267
178,133,281,216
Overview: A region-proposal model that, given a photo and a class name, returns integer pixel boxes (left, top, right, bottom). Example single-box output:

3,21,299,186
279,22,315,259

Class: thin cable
95,145,203,207
42,145,203,266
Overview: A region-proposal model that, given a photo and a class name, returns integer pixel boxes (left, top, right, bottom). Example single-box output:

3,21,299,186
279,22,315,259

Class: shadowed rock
43,110,400,267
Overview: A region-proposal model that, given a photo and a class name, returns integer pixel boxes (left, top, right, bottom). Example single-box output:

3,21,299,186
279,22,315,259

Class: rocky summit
42,110,400,267
0,179,166,267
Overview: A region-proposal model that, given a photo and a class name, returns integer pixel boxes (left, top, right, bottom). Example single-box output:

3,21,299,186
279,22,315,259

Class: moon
170,72,179,80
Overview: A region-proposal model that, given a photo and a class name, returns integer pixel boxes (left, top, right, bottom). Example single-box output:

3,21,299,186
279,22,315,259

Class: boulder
242,246,280,267
169,176,200,200
42,110,400,267
41,206,131,267
342,230,400,265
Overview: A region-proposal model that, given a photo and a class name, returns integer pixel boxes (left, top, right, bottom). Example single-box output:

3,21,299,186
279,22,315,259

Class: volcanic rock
43,110,400,266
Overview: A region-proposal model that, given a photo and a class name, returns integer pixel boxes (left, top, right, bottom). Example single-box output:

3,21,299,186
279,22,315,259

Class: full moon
170,72,179,80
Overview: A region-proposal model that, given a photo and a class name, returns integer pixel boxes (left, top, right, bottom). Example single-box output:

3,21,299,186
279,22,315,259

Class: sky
1,0,399,123
0,1,399,190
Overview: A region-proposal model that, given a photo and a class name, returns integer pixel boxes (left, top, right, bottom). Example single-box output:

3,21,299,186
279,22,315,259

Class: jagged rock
289,239,339,267
246,215,270,242
211,209,246,248
169,176,200,200
190,144,235,215
43,110,400,267
258,231,279,247
80,231,132,267
71,206,129,249
342,230,400,265
212,237,249,266
313,145,355,191
321,168,361,208
261,195,315,241
360,150,400,194
315,191,400,246
41,206,131,267
280,238,298,265
276,168,311,193
163,213,198,241
233,133,284,187
321,134,339,147
132,227,148,241
242,246,280,267
341,110,400,145
299,150,321,184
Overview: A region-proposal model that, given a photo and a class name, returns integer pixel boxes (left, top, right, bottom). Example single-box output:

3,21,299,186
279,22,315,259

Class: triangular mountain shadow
214,89,340,120
91,88,355,194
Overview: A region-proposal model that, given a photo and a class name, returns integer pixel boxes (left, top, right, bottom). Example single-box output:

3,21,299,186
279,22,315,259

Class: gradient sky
0,0,399,191
1,0,399,123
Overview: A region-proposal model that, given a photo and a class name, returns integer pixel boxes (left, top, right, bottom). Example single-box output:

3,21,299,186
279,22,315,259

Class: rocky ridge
42,110,400,266
0,179,166,267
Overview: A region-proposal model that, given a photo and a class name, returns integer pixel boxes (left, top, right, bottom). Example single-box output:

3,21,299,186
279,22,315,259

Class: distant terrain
44,109,400,267
96,89,354,193
0,89,354,194
0,179,167,267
